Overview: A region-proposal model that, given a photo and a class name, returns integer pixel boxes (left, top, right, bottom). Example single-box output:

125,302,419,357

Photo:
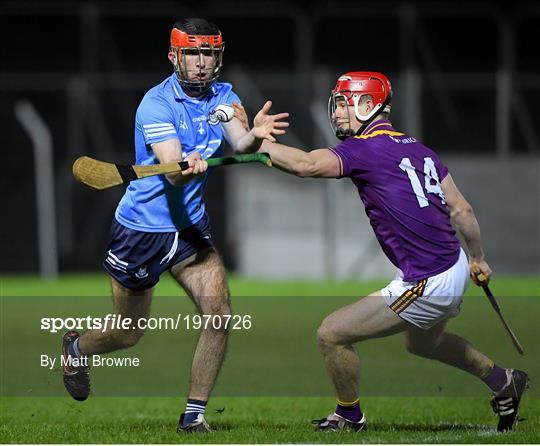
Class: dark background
2,0,539,273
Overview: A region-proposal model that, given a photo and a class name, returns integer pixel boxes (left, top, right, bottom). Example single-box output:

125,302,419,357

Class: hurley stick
73,153,272,190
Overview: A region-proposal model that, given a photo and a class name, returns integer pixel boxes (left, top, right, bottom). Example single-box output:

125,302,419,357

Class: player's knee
316,318,340,348
112,329,145,349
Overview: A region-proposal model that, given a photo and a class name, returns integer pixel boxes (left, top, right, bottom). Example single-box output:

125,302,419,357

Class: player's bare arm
223,100,289,154
233,99,339,177
151,138,208,186
262,142,341,178
441,174,492,284
243,99,339,177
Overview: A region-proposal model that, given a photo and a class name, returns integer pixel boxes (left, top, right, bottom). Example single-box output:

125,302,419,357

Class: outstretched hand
252,100,289,143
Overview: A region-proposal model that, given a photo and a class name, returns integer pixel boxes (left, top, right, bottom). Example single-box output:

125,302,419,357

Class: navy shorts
103,213,213,290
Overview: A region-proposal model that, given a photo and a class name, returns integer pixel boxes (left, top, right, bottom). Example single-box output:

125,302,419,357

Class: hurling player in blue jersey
61,18,288,433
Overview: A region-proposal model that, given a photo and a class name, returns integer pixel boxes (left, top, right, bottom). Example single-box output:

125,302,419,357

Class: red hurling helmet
328,71,392,140
169,18,224,95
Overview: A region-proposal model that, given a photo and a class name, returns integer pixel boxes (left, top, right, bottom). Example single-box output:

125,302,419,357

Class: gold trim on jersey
362,122,393,134
355,130,405,140
389,279,428,314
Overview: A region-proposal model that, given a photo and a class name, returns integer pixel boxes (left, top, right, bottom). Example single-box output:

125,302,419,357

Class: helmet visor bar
328,93,355,140
171,43,224,94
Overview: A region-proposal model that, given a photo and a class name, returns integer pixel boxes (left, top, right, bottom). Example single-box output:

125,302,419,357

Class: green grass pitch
1,274,539,443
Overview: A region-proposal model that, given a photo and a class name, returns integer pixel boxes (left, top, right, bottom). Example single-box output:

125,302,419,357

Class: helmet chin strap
335,127,356,140
178,77,212,96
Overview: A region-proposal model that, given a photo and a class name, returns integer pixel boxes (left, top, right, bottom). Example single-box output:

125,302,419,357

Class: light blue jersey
115,74,240,232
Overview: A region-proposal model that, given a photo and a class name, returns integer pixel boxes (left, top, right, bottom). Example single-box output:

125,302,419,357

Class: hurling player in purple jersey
239,72,528,433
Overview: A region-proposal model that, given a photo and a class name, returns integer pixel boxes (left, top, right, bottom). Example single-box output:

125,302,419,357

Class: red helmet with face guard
328,71,392,140
169,18,225,95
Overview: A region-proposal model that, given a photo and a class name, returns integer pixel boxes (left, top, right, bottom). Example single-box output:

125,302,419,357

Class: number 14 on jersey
399,157,446,208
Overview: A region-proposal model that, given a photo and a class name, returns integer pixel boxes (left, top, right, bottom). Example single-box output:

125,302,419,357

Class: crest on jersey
207,109,221,125
135,265,149,279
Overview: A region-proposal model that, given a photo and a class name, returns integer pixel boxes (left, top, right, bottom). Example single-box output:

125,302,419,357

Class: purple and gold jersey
331,119,461,281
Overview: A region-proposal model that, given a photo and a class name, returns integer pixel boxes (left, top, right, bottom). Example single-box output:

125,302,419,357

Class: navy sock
182,399,207,426
482,364,509,392
68,337,83,359
335,399,363,423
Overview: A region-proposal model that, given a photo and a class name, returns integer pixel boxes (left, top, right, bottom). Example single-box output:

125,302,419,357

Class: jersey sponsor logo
389,135,417,144
192,115,207,123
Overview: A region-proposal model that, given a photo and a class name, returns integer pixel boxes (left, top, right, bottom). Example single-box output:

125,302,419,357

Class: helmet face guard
328,93,356,140
328,72,392,140
170,27,224,95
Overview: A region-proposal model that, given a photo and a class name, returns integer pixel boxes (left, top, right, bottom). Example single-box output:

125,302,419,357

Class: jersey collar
360,119,393,136
171,74,218,102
